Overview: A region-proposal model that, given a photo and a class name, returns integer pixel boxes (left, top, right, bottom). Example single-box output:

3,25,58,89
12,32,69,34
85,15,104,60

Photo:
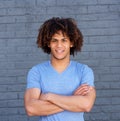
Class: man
24,17,96,121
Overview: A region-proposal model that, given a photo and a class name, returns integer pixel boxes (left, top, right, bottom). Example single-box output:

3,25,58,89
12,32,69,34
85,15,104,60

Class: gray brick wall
0,0,120,121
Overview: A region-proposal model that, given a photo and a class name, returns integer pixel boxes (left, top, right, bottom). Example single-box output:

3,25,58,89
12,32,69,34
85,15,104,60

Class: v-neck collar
48,60,72,75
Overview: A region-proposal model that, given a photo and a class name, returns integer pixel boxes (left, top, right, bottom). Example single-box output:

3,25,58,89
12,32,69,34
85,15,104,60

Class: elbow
84,105,92,112
77,102,93,112
26,111,34,117
25,105,35,116
83,103,93,112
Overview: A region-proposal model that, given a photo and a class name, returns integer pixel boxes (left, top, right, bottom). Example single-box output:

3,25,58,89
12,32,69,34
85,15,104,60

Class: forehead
52,31,68,38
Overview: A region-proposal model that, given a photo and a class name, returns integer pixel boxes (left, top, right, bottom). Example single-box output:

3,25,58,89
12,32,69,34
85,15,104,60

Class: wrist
47,93,54,102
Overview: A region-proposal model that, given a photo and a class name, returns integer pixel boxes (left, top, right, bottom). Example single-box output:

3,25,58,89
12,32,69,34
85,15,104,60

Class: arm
24,88,64,116
40,86,96,112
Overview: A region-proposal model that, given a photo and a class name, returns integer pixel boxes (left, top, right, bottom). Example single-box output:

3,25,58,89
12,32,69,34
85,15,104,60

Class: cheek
66,44,72,49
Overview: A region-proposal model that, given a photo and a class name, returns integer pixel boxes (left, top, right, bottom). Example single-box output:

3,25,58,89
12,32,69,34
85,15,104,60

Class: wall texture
0,0,120,121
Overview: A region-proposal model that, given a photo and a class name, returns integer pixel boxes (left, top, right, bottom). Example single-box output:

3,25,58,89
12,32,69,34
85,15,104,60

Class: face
48,31,73,61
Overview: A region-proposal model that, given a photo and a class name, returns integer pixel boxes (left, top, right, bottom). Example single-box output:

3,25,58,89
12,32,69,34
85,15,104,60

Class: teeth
56,50,64,53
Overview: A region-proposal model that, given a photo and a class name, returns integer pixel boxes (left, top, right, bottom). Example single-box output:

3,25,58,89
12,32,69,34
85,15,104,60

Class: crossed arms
24,84,96,116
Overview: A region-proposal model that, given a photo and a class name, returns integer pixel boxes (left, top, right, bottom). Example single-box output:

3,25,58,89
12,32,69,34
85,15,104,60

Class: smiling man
24,17,96,121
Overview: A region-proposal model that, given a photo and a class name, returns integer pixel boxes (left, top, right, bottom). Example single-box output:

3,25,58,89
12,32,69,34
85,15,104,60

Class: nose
57,41,62,47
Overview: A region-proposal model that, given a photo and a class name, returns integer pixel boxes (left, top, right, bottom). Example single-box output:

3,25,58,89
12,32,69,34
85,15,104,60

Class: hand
74,84,92,96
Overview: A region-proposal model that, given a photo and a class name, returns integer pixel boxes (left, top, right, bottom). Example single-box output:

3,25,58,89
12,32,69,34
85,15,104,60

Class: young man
24,17,96,121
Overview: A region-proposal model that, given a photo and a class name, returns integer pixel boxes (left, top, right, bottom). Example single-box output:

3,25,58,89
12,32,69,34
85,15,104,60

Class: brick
109,5,120,12
7,69,27,76
15,0,36,7
0,108,18,115
18,92,25,99
97,13,120,20
28,116,39,121
7,84,26,92
0,62,15,69
95,81,111,89
7,99,24,107
88,5,109,13
110,67,120,74
0,24,7,31
0,16,15,24
18,107,26,114
6,38,27,47
8,115,28,121
25,23,40,31
98,0,120,5
7,8,27,16
102,59,120,66
0,100,8,108
110,52,120,58
88,35,120,44
83,44,120,52
15,30,37,38
0,116,8,121
0,8,7,15
76,14,98,21
0,85,8,92
112,97,120,104
0,92,17,100
86,112,111,120
26,7,47,15
14,15,27,23
97,89,120,97
95,97,112,105
112,113,120,120
47,6,87,14
93,67,111,75
37,0,56,6
6,23,26,32
78,19,119,29
82,28,120,36
56,0,97,5
0,77,17,84
100,74,120,81
0,0,15,8
90,52,111,59
0,31,15,39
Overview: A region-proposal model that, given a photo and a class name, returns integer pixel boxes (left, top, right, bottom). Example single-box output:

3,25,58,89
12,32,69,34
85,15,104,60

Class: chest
40,70,82,95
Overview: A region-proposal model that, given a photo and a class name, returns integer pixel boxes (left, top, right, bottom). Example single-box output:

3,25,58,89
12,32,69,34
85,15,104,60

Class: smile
55,49,64,54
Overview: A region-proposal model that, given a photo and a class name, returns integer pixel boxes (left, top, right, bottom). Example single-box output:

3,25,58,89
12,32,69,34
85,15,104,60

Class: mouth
55,49,64,54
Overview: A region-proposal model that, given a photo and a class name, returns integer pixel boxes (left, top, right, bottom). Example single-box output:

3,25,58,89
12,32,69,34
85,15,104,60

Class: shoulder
71,61,93,73
29,61,49,73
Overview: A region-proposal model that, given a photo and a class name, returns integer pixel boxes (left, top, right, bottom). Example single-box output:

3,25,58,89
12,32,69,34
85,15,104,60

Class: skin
48,31,73,73
24,31,96,116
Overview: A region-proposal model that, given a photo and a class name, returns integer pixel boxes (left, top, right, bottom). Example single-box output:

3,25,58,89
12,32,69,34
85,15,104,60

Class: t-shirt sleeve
81,65,95,87
26,66,41,89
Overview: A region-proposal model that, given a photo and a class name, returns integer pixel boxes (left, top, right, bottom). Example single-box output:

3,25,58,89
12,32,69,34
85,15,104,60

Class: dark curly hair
37,17,83,56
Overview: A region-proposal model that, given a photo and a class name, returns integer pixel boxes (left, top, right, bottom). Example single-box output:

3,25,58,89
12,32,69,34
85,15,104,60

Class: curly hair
37,17,83,56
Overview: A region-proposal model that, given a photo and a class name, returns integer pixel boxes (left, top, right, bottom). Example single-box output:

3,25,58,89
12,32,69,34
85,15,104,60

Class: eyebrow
51,37,68,40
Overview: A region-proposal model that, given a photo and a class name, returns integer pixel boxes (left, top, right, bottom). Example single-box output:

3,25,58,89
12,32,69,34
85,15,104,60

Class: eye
62,38,67,42
51,38,57,42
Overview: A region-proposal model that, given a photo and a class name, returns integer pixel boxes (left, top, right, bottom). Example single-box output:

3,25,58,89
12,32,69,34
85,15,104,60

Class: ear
70,44,73,47
47,42,50,47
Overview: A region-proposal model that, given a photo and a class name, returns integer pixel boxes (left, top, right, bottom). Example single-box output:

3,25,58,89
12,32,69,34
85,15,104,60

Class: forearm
42,88,96,112
25,99,63,116
47,94,86,112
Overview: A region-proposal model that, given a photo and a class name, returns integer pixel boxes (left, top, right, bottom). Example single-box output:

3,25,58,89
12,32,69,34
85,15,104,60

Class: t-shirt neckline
48,60,72,75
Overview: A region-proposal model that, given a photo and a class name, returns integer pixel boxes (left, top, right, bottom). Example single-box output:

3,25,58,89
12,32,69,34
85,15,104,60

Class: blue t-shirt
27,60,94,121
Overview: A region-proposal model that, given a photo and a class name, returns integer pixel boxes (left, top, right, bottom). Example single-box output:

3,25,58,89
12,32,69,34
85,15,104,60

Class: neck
50,58,70,73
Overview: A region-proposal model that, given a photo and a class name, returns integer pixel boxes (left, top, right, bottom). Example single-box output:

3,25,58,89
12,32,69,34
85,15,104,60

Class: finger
74,84,89,94
75,84,89,91
74,85,90,95
74,88,89,95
